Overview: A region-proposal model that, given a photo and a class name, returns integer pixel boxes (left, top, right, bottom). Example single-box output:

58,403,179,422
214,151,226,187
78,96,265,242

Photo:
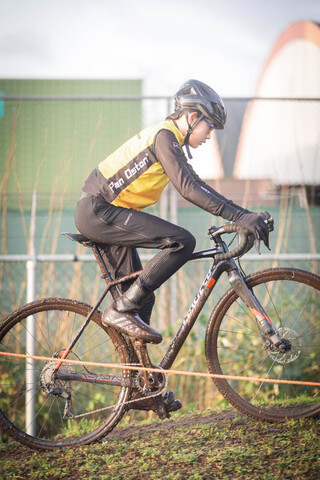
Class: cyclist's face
188,113,213,148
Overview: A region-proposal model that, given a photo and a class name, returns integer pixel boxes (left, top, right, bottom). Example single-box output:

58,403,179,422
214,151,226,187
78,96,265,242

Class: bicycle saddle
62,232,95,247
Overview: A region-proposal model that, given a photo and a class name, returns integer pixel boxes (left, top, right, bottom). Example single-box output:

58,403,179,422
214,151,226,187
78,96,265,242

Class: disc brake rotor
266,327,302,364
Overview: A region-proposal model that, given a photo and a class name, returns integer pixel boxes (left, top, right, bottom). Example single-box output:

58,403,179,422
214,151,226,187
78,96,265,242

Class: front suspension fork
227,269,283,347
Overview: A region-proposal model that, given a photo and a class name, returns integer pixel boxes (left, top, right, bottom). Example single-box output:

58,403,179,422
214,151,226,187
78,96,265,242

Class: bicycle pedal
163,390,182,413
166,399,182,413
129,389,182,418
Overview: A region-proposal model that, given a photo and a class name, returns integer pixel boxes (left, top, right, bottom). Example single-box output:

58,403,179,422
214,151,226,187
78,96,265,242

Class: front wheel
205,268,320,422
0,298,132,449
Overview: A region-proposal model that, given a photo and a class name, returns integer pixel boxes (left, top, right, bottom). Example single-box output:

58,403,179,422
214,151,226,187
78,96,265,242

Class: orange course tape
1,351,320,387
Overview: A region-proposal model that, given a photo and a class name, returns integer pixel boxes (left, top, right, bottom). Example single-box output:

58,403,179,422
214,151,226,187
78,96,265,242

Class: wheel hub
264,327,302,364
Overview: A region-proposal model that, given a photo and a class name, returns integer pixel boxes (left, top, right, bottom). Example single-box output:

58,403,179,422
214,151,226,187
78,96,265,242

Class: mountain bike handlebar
208,224,254,261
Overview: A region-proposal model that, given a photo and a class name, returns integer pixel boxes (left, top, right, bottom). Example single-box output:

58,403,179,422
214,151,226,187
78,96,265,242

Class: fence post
25,189,37,436
166,97,178,325
170,184,178,324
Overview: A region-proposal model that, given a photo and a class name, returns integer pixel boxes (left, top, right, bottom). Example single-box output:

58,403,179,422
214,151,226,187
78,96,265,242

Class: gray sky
0,0,319,96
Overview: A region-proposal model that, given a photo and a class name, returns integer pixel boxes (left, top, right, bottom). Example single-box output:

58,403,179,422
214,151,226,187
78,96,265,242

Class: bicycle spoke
0,298,132,449
206,268,320,421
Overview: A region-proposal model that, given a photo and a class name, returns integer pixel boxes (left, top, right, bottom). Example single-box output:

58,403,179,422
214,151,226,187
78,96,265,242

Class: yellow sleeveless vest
98,120,185,210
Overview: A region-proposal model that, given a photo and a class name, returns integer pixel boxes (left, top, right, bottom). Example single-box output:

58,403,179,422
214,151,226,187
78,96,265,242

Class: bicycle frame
160,247,282,370
55,233,282,386
160,250,236,370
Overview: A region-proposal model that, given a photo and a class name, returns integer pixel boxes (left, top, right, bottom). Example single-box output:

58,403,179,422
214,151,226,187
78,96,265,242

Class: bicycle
0,223,319,450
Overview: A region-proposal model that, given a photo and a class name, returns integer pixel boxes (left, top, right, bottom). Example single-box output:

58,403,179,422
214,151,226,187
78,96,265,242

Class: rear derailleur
40,357,75,420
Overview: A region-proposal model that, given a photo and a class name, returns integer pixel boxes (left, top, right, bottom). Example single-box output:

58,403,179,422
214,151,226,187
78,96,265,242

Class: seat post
62,232,121,301
90,244,120,300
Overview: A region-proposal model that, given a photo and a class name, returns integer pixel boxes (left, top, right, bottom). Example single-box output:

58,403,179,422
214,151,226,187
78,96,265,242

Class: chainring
135,366,167,396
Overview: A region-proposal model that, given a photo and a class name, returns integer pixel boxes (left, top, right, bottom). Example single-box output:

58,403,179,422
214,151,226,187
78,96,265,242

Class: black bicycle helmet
174,79,227,130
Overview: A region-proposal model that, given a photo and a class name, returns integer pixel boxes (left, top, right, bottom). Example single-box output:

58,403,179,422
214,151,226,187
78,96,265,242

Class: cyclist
75,79,273,409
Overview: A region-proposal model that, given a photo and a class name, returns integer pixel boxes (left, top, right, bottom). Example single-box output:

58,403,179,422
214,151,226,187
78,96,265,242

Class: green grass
1,407,319,480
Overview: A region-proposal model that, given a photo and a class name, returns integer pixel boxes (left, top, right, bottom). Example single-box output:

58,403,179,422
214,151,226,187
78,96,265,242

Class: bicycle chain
72,364,168,419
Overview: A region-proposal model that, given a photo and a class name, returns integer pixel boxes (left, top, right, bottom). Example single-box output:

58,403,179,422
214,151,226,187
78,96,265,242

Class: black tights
75,195,196,324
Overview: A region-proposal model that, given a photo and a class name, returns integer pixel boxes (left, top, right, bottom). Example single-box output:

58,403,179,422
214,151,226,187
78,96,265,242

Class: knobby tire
0,298,132,450
205,267,320,421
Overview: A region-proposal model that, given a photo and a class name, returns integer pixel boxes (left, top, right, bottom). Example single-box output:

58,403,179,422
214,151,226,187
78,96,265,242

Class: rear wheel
205,268,320,421
0,298,132,449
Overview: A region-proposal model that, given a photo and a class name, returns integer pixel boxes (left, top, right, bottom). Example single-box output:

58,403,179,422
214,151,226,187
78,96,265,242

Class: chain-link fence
1,91,319,332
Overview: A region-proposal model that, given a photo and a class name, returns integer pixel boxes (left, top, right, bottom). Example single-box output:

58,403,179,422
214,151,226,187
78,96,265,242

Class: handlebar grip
213,224,253,261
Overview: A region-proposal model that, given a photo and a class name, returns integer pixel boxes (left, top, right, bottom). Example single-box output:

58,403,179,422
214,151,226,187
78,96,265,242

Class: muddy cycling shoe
130,390,182,413
102,283,162,345
103,307,162,344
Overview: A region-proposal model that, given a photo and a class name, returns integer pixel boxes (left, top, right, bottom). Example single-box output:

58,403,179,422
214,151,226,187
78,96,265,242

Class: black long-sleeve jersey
82,119,242,221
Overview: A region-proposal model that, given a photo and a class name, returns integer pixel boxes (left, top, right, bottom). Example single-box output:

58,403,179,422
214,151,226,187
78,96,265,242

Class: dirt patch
106,408,240,441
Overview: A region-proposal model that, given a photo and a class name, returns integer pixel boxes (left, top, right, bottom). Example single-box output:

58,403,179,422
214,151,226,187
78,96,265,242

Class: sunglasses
203,118,215,130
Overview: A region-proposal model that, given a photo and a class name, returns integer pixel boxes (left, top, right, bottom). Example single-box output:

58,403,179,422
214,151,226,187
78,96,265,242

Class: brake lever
254,238,261,255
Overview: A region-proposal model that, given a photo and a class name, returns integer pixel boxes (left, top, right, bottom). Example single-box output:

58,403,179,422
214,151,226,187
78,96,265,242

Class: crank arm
153,394,170,420
132,339,159,390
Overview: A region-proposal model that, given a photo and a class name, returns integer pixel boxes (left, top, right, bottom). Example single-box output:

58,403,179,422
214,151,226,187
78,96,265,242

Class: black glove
261,210,274,233
220,200,274,249
234,211,272,249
